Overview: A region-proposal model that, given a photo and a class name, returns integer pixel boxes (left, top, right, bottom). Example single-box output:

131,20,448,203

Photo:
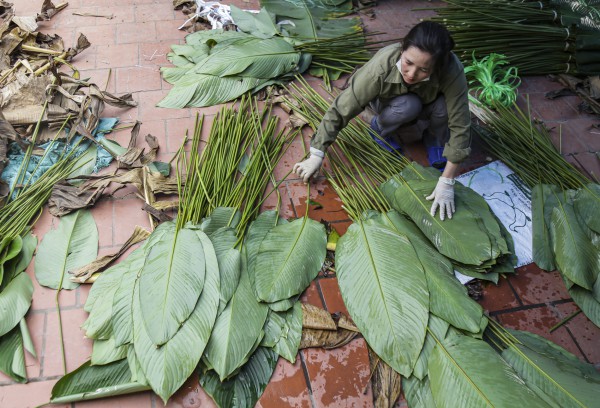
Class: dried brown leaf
299,327,358,350
337,313,359,332
70,225,151,283
142,202,173,223
47,180,105,217
151,200,178,211
302,303,337,330
146,171,180,195
117,147,144,166
36,0,67,21
288,113,308,129
140,134,158,164
368,348,402,408
11,15,37,32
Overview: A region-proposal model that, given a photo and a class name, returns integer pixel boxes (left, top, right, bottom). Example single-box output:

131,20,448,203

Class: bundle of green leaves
50,98,327,406
158,0,373,108
475,101,600,328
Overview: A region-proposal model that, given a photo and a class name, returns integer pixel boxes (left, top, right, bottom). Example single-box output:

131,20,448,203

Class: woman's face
400,46,433,85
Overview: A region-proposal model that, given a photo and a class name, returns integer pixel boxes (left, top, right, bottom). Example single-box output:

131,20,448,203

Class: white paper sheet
456,160,533,268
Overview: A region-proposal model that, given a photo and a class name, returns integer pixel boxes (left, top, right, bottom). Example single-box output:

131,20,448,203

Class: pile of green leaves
464,52,521,108
475,101,600,327
283,77,515,282
159,0,377,108
286,77,600,407
50,98,327,406
280,78,600,406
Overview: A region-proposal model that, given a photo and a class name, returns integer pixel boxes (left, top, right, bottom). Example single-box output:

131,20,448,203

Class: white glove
293,148,324,183
426,176,455,221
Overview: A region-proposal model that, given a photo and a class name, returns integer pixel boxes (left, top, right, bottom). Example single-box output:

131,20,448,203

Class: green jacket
311,43,472,163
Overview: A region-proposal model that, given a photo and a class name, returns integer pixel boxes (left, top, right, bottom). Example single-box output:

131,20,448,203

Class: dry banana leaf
48,181,106,216
36,0,67,21
299,304,359,349
301,303,336,330
368,348,402,408
70,226,151,283
299,327,358,349
142,203,173,223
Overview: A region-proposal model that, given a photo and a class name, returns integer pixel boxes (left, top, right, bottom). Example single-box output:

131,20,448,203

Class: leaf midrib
358,221,402,354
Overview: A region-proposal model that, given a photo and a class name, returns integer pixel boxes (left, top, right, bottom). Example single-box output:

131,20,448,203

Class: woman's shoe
427,146,447,170
370,117,403,153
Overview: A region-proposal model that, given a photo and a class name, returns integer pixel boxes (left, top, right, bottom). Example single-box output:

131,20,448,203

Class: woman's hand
426,177,455,220
426,160,460,220
293,148,325,183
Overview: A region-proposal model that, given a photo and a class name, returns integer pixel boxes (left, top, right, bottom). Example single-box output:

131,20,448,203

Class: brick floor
4,0,600,407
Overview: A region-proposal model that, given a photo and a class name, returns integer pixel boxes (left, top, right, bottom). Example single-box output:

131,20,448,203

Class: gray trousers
370,93,449,147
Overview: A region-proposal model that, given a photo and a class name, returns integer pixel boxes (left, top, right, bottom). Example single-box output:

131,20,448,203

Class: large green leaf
200,347,279,408
34,210,98,290
428,334,550,408
192,37,299,78
383,211,483,333
50,359,150,404
230,6,280,39
254,217,326,303
245,211,280,294
208,226,241,312
459,187,509,259
91,337,127,366
0,272,33,337
381,178,496,266
567,283,600,326
412,314,449,381
403,375,438,408
133,228,220,403
204,267,269,381
531,184,561,271
157,73,267,108
83,260,133,340
111,245,146,347
550,202,596,290
12,233,36,275
336,213,429,376
159,34,299,109
502,330,600,408
260,0,358,40
20,318,35,358
199,207,241,235
0,325,26,383
261,301,303,363
573,184,600,234
138,222,207,346
0,235,22,285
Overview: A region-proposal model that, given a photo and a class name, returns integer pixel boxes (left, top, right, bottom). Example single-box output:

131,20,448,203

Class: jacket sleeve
310,62,385,153
441,59,472,163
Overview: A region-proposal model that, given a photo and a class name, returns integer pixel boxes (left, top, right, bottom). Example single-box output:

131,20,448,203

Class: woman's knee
428,96,448,120
381,94,422,124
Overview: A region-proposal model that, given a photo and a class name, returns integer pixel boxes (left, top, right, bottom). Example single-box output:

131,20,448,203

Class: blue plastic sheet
1,118,119,191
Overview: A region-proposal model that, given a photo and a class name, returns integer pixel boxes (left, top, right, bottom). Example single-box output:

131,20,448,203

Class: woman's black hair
403,21,455,74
